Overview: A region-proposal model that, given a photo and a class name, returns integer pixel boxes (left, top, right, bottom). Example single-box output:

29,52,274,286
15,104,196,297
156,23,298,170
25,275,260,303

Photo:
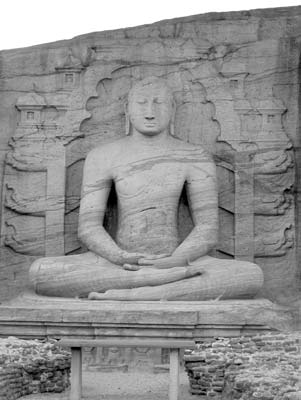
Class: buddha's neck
130,129,170,147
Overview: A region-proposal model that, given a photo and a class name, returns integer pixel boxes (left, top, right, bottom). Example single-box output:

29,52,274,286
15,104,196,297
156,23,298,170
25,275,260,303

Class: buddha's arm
172,155,218,261
78,148,148,265
139,152,218,269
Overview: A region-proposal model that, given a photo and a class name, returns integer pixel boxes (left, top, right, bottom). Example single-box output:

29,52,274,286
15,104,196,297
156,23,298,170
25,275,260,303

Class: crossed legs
29,252,263,300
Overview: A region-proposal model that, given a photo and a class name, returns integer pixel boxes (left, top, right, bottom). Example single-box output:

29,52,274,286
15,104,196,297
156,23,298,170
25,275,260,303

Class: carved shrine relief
55,49,85,91
233,91,295,260
1,49,88,257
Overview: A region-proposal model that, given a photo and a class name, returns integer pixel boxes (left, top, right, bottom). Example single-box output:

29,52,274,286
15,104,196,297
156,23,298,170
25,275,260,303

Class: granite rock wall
0,6,300,304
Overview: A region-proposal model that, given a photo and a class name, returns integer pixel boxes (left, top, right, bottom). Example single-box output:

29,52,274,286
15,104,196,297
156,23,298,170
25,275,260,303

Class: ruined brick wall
0,337,70,399
184,333,301,399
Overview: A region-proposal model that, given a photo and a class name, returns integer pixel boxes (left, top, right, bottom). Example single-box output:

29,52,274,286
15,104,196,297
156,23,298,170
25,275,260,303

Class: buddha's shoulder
86,138,128,161
170,137,213,160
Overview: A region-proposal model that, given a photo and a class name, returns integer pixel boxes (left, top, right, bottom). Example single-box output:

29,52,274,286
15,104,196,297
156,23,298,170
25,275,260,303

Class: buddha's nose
145,102,155,119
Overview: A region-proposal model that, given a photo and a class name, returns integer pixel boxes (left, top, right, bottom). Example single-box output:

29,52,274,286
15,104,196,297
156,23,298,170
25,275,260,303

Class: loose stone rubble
0,337,70,399
184,333,301,399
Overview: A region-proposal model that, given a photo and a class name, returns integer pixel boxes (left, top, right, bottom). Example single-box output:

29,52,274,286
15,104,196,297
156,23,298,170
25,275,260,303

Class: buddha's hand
120,251,169,266
122,253,170,271
138,254,188,269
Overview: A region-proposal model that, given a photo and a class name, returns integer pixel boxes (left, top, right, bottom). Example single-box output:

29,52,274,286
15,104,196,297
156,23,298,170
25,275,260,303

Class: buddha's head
126,76,175,136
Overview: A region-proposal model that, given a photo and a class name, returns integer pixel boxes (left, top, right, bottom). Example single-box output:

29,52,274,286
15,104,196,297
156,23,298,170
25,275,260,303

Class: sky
1,0,301,50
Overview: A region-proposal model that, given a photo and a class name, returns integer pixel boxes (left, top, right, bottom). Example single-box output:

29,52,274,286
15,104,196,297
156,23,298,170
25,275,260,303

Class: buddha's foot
88,289,133,300
123,263,140,271
88,265,203,300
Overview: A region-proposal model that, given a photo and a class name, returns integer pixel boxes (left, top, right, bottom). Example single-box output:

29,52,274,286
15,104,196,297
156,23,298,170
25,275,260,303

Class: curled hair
128,76,174,103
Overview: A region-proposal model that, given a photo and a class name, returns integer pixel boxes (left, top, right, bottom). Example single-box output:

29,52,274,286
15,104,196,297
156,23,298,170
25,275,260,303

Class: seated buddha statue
29,76,264,301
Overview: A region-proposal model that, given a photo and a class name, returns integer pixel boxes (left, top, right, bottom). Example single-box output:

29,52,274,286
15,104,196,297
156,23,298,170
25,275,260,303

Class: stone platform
0,292,297,340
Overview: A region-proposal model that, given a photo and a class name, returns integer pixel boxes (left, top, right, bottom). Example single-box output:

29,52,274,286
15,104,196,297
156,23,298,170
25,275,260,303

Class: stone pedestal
0,292,298,340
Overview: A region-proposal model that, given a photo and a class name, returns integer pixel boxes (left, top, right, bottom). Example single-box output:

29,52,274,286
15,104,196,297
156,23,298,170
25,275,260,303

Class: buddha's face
128,83,173,136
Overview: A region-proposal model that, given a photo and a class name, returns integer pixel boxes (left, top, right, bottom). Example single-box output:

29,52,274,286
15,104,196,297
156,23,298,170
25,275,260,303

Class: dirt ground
19,370,195,400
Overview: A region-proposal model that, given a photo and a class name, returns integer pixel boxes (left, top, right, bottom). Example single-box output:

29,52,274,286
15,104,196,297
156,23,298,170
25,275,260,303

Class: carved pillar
234,152,255,262
2,91,67,256
44,144,66,256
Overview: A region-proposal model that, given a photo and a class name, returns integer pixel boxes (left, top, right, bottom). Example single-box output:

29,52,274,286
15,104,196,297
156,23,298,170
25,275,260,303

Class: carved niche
76,68,229,254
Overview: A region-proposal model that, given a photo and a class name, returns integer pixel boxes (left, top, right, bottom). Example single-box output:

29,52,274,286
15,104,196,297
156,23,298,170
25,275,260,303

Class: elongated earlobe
125,103,131,136
170,100,176,137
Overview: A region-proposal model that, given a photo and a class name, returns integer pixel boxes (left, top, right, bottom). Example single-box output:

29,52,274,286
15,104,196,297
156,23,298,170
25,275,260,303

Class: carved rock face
128,81,173,136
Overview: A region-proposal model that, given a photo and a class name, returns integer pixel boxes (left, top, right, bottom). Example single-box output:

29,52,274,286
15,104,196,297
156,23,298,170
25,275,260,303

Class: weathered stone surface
0,293,298,339
0,6,300,305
